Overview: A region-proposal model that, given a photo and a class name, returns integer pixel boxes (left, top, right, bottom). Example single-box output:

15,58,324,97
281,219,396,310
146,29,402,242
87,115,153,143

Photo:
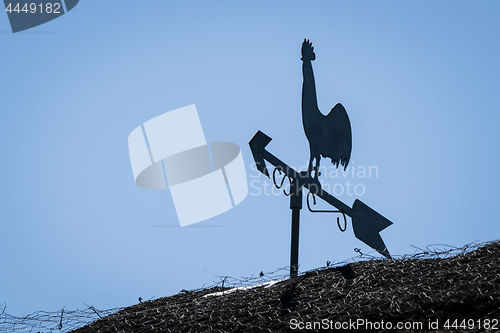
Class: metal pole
289,178,302,277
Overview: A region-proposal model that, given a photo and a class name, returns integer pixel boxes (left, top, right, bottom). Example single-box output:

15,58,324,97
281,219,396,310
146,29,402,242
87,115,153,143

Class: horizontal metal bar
261,150,353,217
262,150,300,179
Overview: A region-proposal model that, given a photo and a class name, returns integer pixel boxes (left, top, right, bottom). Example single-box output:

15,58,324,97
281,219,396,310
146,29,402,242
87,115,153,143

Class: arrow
352,200,392,258
249,130,393,258
249,130,272,177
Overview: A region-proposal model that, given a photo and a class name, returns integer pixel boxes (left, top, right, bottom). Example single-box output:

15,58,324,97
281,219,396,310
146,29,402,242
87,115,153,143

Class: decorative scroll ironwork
306,190,347,232
273,167,291,196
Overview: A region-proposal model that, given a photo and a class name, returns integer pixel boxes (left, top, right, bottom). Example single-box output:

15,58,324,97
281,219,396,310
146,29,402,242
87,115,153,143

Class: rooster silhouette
301,39,352,179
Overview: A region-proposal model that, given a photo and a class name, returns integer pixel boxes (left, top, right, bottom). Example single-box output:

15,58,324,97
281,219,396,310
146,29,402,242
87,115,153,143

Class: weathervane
250,39,393,277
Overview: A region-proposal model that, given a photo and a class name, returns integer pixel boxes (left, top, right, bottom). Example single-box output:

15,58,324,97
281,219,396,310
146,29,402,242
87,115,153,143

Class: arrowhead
249,131,272,178
352,199,393,259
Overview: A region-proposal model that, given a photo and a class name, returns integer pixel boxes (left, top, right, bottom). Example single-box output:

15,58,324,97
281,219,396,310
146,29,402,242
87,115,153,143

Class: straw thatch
70,241,500,332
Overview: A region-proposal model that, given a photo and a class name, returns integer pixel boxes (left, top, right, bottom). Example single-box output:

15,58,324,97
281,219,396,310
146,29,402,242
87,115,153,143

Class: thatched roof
71,241,500,332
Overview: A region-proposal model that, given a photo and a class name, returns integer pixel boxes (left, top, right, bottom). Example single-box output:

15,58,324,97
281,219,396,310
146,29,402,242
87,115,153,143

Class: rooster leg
308,156,314,178
314,156,321,179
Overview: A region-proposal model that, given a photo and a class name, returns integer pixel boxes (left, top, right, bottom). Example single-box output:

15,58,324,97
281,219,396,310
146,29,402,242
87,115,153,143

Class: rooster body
301,39,352,178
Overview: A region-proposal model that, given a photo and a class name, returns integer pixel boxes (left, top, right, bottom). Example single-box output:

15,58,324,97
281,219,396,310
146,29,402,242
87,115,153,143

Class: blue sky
1,1,499,317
